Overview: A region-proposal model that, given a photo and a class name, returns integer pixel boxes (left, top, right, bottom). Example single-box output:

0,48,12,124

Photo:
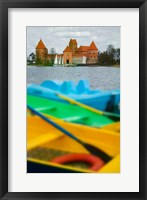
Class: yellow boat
27,115,120,173
27,109,120,133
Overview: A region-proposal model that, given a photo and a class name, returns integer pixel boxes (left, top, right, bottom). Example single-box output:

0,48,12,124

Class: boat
28,108,120,133
27,115,120,173
27,95,120,128
27,79,120,113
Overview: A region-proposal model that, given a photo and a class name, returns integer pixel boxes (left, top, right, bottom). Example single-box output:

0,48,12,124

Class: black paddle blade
82,142,112,163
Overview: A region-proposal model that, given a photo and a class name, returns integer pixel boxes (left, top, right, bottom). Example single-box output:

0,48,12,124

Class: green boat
27,95,119,128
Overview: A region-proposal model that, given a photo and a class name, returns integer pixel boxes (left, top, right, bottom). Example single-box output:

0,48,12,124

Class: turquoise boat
28,95,120,128
27,80,120,113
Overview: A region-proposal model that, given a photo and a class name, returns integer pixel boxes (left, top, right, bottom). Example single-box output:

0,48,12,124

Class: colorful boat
27,115,120,173
28,108,120,133
27,79,120,113
27,95,120,128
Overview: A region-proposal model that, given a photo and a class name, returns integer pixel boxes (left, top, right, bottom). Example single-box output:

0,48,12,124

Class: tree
29,52,36,61
98,45,120,66
49,48,56,65
114,48,120,65
106,45,116,65
98,51,108,66
27,52,36,65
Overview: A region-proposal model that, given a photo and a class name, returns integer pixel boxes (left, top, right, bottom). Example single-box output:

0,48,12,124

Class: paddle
27,105,112,163
55,92,120,121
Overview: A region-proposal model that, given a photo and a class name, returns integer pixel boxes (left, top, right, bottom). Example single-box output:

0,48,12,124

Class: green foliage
98,45,120,66
35,58,53,66
49,48,56,66
35,54,53,66
36,57,42,65
27,52,36,65
44,59,53,66
29,52,36,61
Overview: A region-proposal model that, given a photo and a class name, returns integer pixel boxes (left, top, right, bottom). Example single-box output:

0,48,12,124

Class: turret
35,39,48,64
69,39,77,55
87,41,98,64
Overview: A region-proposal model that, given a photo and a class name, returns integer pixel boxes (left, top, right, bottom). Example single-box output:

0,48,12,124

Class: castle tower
69,39,77,55
87,41,98,64
63,46,72,65
36,39,48,63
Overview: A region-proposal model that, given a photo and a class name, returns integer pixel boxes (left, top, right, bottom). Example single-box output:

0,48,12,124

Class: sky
27,26,120,56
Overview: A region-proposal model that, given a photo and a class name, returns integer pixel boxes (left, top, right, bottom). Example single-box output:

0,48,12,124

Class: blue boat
27,80,120,113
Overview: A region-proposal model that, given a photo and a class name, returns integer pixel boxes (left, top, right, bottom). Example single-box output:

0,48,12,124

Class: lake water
27,66,120,90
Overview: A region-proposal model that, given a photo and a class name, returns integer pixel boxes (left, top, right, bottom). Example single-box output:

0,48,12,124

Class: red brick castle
36,39,98,65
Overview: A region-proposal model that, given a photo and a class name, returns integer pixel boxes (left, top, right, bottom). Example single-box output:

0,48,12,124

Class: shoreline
27,65,120,68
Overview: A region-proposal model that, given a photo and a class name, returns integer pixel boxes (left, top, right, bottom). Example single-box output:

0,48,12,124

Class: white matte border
8,8,139,192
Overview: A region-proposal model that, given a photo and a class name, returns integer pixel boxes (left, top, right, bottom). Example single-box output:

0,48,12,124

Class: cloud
54,31,91,38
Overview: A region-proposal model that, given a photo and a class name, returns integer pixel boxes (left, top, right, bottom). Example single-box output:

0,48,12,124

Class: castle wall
86,50,98,64
36,48,48,61
63,52,72,64
72,57,84,64
75,51,87,57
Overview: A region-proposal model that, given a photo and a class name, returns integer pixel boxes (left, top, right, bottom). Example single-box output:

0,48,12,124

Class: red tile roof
76,46,89,52
36,39,46,49
63,46,72,52
88,41,98,50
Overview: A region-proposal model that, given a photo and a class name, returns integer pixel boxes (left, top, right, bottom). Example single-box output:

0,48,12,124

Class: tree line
98,45,120,66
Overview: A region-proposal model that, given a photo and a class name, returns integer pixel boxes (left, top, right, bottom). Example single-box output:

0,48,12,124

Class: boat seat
41,80,61,90
63,115,88,122
37,107,56,112
76,80,90,94
59,81,76,94
28,132,62,151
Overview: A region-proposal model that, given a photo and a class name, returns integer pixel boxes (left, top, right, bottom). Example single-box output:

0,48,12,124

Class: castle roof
36,39,46,49
88,41,98,50
63,46,72,52
77,46,89,52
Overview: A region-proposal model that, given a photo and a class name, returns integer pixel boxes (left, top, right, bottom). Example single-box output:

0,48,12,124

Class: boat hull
27,80,120,113
27,94,119,128
27,115,120,173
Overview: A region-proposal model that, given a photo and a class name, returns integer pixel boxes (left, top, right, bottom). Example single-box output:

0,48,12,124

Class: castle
35,39,98,65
